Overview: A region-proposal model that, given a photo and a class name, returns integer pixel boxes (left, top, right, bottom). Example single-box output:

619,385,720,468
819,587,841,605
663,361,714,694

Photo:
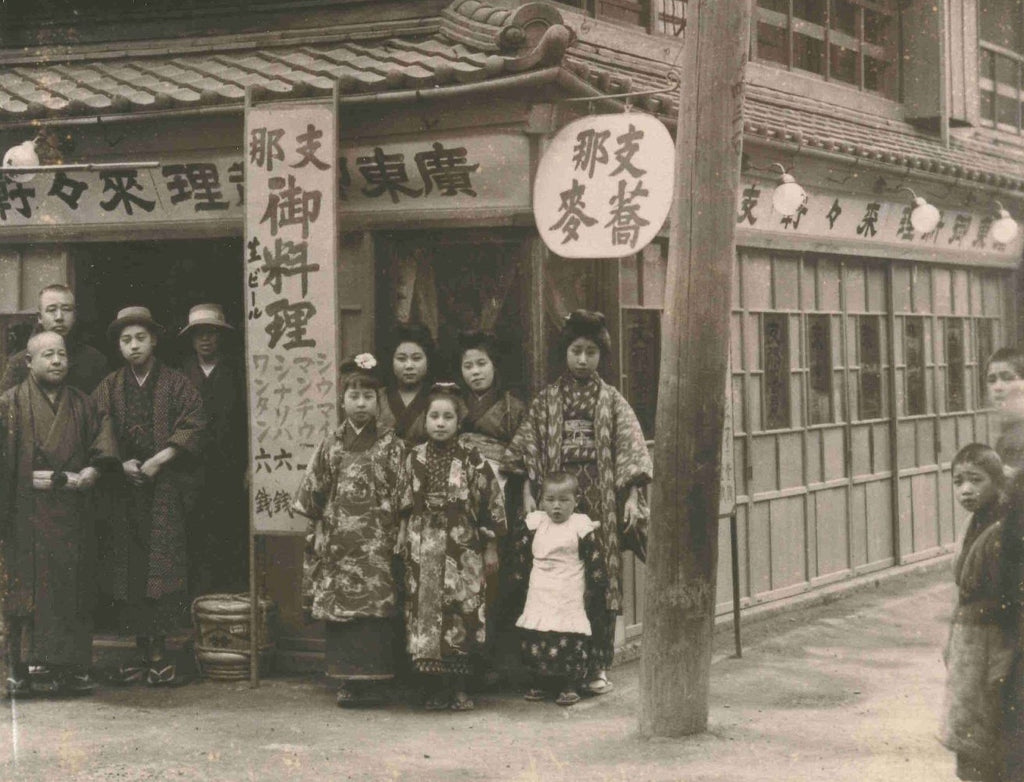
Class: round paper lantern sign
533,113,675,258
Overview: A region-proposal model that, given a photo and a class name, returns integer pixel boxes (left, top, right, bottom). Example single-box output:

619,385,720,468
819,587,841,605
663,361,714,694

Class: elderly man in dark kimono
93,306,207,687
0,332,118,696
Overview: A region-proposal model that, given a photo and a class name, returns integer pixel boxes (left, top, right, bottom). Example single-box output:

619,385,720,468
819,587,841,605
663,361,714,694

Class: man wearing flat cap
179,303,247,596
92,306,207,686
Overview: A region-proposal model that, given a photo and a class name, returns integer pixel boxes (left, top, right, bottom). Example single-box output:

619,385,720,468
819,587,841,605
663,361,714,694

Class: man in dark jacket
179,303,248,596
1,285,108,394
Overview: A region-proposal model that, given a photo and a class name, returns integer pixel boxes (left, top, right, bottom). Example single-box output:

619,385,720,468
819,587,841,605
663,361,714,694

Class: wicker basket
191,593,276,681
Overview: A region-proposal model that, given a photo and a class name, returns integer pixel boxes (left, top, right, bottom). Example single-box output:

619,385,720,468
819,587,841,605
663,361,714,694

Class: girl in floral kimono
941,444,1013,782
378,323,435,446
292,354,405,707
504,310,652,696
397,383,506,711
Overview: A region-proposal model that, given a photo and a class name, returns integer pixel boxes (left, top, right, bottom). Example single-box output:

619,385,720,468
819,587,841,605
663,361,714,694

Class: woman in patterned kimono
456,330,526,679
397,384,506,711
504,310,652,696
378,323,435,446
292,353,405,707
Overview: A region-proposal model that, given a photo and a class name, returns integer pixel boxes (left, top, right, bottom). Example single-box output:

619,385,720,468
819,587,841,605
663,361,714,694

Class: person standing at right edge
93,307,207,686
178,304,248,595
985,347,1024,781
504,310,651,696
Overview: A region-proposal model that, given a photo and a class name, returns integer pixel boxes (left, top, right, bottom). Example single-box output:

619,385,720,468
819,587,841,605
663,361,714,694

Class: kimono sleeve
505,525,534,617
291,434,334,522
369,432,405,515
165,374,208,457
503,394,545,482
580,530,610,628
610,387,653,491
85,395,119,468
469,448,507,539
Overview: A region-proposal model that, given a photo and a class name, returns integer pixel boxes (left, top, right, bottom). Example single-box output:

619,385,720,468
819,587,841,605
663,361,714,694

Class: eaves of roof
744,83,1024,197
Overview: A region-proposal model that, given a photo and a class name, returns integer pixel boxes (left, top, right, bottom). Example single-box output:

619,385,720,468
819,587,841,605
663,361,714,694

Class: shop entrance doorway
73,237,246,633
374,230,530,391
73,238,243,367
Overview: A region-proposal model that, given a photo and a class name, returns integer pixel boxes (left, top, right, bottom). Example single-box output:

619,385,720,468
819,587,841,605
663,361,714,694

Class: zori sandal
523,688,547,702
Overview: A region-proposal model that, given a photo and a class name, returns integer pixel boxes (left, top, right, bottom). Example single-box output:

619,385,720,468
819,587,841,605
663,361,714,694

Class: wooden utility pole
639,0,752,737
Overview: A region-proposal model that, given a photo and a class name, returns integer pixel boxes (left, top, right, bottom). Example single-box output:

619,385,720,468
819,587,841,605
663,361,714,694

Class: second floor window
752,0,899,99
980,0,1024,133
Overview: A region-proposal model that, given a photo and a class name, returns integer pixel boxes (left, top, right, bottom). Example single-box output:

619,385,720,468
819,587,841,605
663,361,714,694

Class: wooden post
639,0,752,737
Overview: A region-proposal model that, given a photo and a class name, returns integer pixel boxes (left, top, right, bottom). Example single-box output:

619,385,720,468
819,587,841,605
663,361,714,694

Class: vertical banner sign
244,96,339,534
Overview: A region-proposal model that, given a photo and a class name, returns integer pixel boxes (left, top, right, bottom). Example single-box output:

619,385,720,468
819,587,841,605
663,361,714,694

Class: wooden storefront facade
0,0,1023,667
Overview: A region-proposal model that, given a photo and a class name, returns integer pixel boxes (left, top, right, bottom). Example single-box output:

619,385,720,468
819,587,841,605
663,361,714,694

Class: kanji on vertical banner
533,114,675,258
245,99,338,534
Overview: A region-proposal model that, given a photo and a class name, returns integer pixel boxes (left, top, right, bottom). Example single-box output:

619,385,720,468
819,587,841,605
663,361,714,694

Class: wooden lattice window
752,0,899,98
945,319,966,412
619,240,667,438
858,315,884,420
763,313,792,429
904,317,927,416
980,0,1024,132
807,314,833,424
976,318,996,406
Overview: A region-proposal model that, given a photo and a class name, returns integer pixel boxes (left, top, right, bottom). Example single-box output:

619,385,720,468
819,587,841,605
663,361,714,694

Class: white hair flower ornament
354,353,377,370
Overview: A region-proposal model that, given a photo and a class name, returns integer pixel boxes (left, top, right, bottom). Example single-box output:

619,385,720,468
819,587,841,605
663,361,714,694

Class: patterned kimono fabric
398,440,506,676
460,385,526,652
504,374,652,671
292,420,404,681
940,503,1014,781
0,380,118,669
511,513,608,687
379,386,430,446
93,363,206,639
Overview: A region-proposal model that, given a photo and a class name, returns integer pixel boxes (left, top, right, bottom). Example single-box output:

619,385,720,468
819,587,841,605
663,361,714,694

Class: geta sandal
523,688,547,702
555,690,581,707
424,691,451,711
146,663,181,686
113,664,147,686
449,691,475,712
585,673,614,696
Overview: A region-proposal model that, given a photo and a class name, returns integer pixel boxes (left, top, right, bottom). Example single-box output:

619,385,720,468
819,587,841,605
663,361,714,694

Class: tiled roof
0,0,679,123
744,83,1024,193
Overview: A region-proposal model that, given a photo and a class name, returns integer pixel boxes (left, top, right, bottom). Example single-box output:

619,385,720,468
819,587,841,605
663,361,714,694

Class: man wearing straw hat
92,306,207,686
179,303,247,596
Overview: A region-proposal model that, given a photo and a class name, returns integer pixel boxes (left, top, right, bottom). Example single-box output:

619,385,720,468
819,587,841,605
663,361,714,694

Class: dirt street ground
0,565,962,781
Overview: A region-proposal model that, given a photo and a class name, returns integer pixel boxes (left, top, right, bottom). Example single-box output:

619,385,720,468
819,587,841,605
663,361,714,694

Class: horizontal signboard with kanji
0,131,530,228
736,180,1024,266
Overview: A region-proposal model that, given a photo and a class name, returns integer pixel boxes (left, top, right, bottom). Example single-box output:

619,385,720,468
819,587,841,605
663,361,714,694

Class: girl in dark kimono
505,310,652,697
397,384,506,711
456,331,526,678
292,353,405,707
940,444,1013,782
377,323,435,446
984,347,1024,780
